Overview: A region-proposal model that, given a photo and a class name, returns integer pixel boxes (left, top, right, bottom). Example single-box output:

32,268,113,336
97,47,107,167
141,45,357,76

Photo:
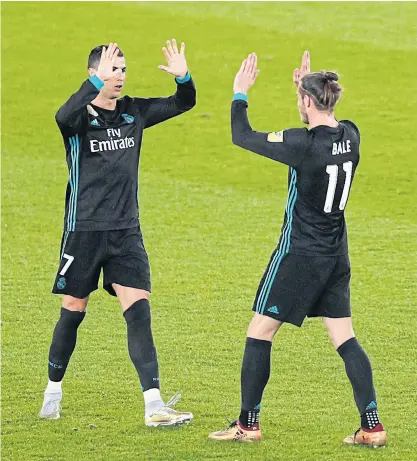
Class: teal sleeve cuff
89,74,104,91
175,72,191,84
233,93,248,102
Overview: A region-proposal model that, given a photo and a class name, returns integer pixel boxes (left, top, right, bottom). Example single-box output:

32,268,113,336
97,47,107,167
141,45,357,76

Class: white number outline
324,161,353,213
60,253,74,276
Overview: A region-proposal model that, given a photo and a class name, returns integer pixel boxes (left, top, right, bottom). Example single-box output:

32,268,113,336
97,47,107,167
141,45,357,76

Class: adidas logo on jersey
91,119,100,127
267,306,279,314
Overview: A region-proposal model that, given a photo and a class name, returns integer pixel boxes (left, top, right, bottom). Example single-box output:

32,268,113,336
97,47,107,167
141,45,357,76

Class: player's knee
248,313,281,340
323,317,354,349
54,307,86,334
123,299,151,325
114,284,150,311
62,295,88,312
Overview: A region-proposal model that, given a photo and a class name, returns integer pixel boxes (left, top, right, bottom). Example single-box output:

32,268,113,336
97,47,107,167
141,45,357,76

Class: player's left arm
134,39,196,129
340,119,361,144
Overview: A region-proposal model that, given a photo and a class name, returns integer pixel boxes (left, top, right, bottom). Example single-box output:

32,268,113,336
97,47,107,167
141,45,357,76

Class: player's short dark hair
299,71,342,112
87,45,124,69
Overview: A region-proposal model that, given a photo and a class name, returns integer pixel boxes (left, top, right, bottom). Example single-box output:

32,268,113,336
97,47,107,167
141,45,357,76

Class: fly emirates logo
90,129,135,153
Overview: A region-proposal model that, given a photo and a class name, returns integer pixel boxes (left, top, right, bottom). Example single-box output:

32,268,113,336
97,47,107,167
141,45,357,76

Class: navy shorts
52,227,151,299
253,251,351,327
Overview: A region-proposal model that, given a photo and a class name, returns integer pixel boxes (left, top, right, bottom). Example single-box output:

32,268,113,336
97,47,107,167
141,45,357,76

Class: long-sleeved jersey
56,74,196,231
231,98,360,256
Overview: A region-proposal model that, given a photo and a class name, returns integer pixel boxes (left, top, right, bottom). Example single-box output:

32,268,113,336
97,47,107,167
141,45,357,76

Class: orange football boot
344,424,387,448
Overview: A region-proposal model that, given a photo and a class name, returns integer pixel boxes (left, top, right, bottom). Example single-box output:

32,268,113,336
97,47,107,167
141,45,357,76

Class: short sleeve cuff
175,72,191,84
89,74,104,91
233,93,248,102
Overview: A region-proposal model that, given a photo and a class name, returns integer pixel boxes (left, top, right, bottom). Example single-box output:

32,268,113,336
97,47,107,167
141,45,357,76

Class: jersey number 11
324,161,353,213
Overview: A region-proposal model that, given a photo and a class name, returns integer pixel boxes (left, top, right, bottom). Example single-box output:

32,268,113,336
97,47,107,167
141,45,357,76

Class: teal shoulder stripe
72,135,80,231
256,168,298,314
255,170,296,313
67,137,75,231
66,135,80,231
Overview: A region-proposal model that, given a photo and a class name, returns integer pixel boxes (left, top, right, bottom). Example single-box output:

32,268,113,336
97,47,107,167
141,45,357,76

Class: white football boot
39,392,62,420
145,393,193,427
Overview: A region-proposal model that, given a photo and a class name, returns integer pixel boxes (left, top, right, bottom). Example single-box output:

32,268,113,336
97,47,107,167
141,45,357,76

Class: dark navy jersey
56,75,196,231
231,99,360,256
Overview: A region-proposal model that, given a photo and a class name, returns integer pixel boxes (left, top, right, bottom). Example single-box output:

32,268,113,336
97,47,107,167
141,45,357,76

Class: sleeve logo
267,131,283,143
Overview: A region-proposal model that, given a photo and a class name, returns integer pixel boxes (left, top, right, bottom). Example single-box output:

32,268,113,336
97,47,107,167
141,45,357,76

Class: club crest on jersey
267,131,283,143
121,113,135,124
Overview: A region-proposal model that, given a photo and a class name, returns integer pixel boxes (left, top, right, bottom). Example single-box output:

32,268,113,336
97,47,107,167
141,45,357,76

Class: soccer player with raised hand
39,40,196,427
208,52,386,447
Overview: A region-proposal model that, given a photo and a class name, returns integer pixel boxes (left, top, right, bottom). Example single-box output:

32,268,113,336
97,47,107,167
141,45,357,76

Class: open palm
158,39,188,78
233,53,260,94
96,43,122,81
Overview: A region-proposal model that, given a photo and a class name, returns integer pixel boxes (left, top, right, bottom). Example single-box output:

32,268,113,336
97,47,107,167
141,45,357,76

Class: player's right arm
55,78,103,133
55,43,122,134
231,99,308,167
231,53,308,168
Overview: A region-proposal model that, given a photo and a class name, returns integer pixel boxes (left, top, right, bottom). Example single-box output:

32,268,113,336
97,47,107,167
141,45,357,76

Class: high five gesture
233,53,260,95
293,51,310,87
158,39,188,78
95,43,122,81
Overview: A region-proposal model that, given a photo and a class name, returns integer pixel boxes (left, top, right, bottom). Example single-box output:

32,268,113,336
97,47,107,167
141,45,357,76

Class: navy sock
48,308,86,382
239,337,271,428
123,299,160,391
337,337,381,428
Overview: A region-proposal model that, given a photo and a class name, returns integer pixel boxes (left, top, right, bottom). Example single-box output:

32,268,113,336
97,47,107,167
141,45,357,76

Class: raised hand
158,39,188,78
96,43,122,81
293,51,310,87
233,53,260,95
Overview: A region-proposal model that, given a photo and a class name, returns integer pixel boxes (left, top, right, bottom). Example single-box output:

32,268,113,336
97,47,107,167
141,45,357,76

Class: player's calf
336,336,386,446
40,306,86,419
48,307,86,382
123,299,160,393
123,298,194,426
209,326,274,442
123,299,164,416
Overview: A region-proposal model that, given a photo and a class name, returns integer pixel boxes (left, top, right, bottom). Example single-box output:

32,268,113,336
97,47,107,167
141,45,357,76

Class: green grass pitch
2,2,417,460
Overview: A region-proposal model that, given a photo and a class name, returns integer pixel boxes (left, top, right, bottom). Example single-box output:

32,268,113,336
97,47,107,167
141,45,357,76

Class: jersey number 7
324,161,353,213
